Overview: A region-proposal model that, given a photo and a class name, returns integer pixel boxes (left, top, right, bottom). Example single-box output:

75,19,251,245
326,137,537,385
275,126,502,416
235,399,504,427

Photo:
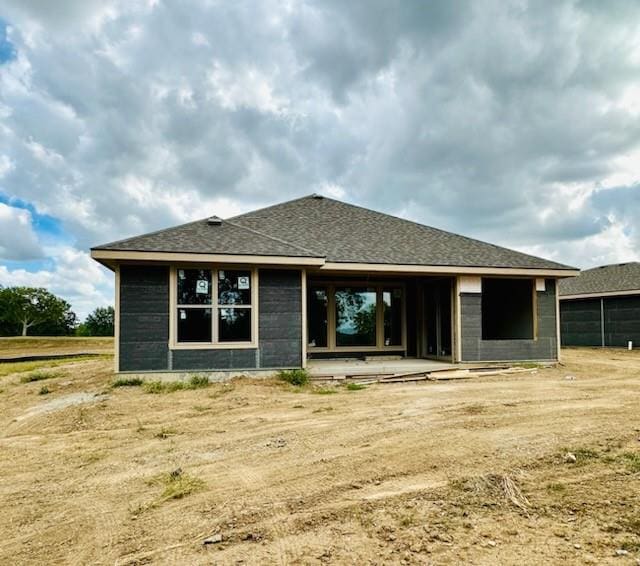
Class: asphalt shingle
559,262,640,296
93,195,576,271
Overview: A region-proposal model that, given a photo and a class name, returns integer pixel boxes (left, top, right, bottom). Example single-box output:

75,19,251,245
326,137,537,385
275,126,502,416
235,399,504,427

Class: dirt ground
0,346,639,565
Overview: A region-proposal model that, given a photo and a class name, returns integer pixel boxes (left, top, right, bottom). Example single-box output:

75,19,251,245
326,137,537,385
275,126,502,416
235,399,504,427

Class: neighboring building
91,195,578,375
559,262,640,348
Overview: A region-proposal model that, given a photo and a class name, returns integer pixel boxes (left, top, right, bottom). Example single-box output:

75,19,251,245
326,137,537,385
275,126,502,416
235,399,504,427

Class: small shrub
39,386,50,395
21,371,60,383
143,375,210,394
345,382,367,391
277,369,309,386
112,377,143,387
148,468,205,502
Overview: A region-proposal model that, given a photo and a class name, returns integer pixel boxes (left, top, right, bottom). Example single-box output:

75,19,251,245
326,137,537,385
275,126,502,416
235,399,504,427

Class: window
481,278,534,340
335,287,377,347
307,283,405,350
174,267,255,346
308,286,328,347
383,287,403,346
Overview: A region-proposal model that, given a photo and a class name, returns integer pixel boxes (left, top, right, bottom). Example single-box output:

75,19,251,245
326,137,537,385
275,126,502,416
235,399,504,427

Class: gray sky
0,0,639,318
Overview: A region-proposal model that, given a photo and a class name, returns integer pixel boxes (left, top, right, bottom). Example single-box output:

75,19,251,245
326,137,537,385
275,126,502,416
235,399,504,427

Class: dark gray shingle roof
559,262,640,296
94,195,576,270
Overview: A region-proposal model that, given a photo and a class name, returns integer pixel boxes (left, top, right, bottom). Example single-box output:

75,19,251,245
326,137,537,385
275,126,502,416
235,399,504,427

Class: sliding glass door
307,282,405,352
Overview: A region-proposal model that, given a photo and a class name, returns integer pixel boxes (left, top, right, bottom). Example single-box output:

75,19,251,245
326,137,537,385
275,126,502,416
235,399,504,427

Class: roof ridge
229,194,315,221
224,218,322,256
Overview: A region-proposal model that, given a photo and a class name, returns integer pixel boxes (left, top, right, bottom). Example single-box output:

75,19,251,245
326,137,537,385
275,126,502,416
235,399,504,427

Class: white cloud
0,247,113,319
1,0,640,317
0,203,43,260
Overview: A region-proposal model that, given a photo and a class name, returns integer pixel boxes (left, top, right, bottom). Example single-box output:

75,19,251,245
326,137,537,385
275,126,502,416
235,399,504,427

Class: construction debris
310,365,539,385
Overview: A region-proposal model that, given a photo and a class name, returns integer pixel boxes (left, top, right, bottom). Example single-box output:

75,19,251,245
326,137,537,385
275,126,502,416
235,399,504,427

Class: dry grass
0,345,639,564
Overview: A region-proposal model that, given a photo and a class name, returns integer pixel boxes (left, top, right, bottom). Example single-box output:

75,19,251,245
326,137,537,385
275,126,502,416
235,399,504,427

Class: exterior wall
560,298,601,346
561,295,640,347
460,278,558,361
118,265,302,372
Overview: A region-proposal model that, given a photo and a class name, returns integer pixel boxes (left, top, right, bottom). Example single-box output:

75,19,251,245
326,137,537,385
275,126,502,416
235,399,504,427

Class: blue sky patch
0,193,69,242
0,19,16,64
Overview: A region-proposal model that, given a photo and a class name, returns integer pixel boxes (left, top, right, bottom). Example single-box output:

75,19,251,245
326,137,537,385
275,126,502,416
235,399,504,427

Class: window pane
383,288,403,346
177,269,211,305
335,287,377,347
219,308,252,342
218,270,251,305
177,308,212,342
308,286,328,347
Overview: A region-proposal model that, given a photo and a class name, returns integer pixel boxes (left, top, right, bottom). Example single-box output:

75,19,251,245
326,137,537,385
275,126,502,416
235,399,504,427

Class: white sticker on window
196,280,209,294
180,310,186,320
238,276,250,290
219,270,225,279
178,269,185,279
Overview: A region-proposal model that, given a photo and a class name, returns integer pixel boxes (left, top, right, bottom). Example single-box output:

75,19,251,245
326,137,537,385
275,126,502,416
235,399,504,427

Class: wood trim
114,265,120,373
321,262,578,277
169,265,259,350
560,289,640,300
301,269,307,368
92,249,324,266
93,250,577,277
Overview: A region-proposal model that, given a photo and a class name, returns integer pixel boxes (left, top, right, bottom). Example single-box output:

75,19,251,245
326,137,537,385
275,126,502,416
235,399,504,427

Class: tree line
0,286,114,337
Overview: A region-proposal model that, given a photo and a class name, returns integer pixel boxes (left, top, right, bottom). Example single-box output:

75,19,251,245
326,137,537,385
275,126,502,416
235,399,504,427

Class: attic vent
311,193,324,199
207,216,222,226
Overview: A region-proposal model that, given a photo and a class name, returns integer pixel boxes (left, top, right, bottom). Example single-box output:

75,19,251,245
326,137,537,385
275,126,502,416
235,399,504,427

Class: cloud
1,0,640,317
0,247,112,319
0,202,43,260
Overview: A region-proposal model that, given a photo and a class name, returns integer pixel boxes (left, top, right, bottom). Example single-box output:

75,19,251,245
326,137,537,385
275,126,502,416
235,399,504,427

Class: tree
81,306,115,336
0,287,75,336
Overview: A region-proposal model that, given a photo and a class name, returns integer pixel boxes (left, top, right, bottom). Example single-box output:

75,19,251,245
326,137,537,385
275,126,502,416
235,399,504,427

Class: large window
335,287,377,347
175,267,254,345
308,283,404,350
481,278,534,340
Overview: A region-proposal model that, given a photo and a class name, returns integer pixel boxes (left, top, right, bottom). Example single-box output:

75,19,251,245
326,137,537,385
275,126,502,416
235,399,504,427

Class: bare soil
0,347,639,565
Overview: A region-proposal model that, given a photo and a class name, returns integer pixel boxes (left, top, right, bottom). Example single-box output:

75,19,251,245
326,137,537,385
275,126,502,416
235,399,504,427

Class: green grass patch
143,375,210,394
312,386,338,395
619,452,640,473
112,377,143,387
38,386,50,395
20,370,61,383
345,382,367,391
148,468,205,502
277,369,309,386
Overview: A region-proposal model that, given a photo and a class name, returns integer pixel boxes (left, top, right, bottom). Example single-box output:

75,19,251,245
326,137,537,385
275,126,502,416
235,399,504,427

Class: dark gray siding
560,298,601,346
259,269,303,368
605,296,640,347
118,265,302,372
460,278,558,361
561,295,640,347
119,265,170,371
